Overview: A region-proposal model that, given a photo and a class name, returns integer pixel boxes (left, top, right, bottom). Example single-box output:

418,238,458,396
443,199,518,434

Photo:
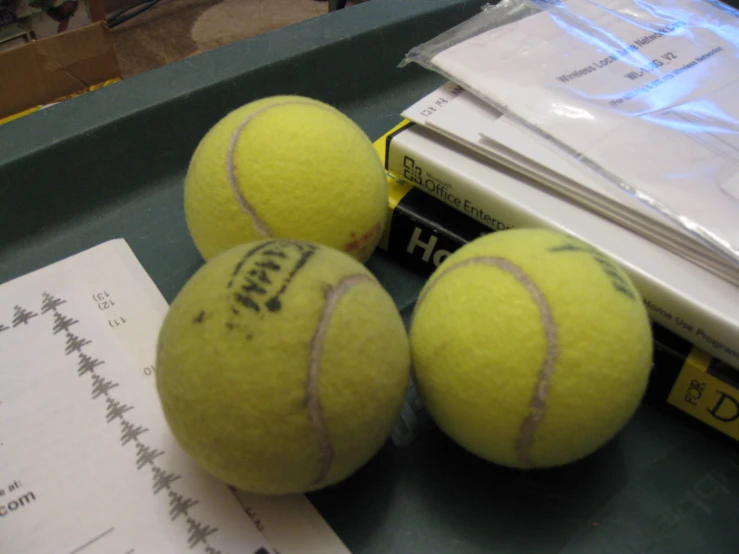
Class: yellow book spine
667,348,739,441
373,120,416,251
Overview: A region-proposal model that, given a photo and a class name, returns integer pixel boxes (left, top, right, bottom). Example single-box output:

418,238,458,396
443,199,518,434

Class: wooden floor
111,0,363,77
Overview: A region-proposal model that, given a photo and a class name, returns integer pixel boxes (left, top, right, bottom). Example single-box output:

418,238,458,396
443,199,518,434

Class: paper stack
375,0,739,371
401,0,739,284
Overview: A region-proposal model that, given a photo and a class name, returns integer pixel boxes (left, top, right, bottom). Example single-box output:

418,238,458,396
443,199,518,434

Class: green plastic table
1,1,738,552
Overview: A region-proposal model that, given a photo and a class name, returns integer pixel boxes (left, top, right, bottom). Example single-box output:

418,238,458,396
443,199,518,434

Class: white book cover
386,124,739,370
426,0,739,271
0,240,352,554
402,83,739,286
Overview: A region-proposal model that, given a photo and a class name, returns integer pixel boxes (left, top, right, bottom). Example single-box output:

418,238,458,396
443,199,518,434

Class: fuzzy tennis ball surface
156,239,410,494
184,96,387,263
410,228,653,469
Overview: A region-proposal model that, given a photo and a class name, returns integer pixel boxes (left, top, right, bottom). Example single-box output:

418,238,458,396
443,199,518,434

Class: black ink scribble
41,292,66,314
120,418,148,445
13,305,38,327
169,490,199,521
105,397,133,422
230,241,280,278
0,323,8,333
255,259,281,272
229,240,316,315
265,297,281,312
38,294,247,554
53,311,79,334
91,373,118,399
549,242,636,300
135,443,164,469
262,244,316,310
65,331,91,355
261,248,290,260
78,352,104,375
235,280,268,312
187,518,218,549
248,266,273,285
234,291,261,313
152,466,181,494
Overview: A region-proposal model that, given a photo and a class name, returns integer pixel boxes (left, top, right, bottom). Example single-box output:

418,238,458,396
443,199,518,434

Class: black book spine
378,164,739,445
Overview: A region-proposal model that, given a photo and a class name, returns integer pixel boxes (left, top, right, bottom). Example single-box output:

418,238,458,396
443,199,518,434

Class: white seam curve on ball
306,273,374,486
226,100,341,238
416,257,558,468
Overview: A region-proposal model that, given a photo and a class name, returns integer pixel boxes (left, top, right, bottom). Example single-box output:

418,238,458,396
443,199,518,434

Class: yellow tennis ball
155,239,410,494
184,96,387,263
410,228,653,469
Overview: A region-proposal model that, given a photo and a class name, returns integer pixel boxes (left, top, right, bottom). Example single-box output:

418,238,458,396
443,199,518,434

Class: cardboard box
0,21,121,121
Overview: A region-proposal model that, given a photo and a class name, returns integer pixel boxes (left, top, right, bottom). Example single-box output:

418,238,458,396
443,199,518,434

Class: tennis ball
184,96,387,263
410,228,653,469
156,239,410,494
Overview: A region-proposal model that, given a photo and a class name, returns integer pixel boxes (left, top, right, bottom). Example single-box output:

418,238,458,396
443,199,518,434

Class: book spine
651,326,739,444
377,163,739,444
376,121,490,274
385,125,739,372
378,178,490,275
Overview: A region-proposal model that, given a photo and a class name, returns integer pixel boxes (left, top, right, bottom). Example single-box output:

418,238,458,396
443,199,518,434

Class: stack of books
372,0,739,444
374,101,739,445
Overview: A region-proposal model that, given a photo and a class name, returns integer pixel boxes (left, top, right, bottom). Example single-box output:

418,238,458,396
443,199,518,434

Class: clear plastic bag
402,0,739,272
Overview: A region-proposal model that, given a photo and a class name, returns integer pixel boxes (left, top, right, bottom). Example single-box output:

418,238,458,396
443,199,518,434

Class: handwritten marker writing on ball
410,228,653,469
156,240,411,494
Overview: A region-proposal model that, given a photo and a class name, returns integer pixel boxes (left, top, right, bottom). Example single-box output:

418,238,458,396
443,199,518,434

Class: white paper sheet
0,240,352,554
429,0,739,268
401,83,739,286
403,83,679,229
